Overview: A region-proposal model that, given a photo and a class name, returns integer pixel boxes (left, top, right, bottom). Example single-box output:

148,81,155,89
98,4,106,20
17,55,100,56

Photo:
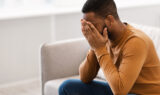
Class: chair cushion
44,75,105,95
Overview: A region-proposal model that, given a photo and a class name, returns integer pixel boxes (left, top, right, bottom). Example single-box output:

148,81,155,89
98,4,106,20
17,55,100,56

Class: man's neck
109,21,127,43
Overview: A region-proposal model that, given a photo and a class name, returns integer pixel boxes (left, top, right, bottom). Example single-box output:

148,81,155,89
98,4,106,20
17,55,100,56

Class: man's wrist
94,46,109,62
94,46,108,56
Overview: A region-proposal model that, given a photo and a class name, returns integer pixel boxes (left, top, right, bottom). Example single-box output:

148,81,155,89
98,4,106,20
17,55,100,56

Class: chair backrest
131,23,160,59
41,38,89,94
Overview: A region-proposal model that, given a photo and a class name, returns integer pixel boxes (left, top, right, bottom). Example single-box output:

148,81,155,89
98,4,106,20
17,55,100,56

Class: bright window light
0,0,86,8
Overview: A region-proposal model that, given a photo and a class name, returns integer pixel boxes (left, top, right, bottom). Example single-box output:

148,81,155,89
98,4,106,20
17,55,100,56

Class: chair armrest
41,38,89,92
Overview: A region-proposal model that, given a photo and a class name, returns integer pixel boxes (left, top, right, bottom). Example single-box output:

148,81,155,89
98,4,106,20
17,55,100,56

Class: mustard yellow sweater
79,24,160,95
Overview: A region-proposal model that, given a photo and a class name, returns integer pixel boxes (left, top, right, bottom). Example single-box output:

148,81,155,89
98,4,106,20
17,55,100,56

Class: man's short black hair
82,0,119,20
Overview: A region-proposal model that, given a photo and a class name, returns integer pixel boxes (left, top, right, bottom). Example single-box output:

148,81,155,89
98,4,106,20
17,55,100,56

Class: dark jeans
58,79,136,95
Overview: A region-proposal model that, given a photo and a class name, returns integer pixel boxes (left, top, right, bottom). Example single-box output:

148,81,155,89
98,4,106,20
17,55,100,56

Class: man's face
83,12,106,35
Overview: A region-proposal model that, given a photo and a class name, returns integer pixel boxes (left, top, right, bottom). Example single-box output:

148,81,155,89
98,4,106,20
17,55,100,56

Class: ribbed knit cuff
94,46,109,62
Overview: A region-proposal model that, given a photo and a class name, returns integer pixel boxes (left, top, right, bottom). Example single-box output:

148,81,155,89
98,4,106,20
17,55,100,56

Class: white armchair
41,38,90,95
41,24,160,95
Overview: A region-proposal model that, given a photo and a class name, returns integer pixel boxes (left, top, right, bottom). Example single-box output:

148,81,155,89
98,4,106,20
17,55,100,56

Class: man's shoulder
126,25,153,49
121,29,149,53
127,24,154,46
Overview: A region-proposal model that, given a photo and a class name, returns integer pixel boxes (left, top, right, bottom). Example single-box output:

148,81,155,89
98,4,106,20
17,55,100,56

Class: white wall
51,13,83,41
0,16,51,85
118,4,160,28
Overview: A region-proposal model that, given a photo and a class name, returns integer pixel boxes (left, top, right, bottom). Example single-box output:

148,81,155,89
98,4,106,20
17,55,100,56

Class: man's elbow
79,76,92,84
79,63,94,83
79,69,91,83
114,92,126,95
113,90,128,95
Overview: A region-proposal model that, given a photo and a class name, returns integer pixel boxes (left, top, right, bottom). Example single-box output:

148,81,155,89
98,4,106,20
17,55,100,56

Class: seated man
59,0,160,95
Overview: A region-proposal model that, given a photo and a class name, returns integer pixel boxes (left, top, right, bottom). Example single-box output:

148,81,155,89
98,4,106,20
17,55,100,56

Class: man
59,0,160,95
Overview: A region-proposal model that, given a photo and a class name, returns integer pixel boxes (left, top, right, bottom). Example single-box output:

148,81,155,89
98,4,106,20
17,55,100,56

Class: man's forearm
79,49,100,83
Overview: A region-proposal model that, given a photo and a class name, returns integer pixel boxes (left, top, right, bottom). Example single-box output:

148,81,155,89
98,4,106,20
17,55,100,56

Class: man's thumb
103,28,108,39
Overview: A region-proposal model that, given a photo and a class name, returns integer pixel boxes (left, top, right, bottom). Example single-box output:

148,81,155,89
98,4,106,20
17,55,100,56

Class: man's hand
81,19,108,51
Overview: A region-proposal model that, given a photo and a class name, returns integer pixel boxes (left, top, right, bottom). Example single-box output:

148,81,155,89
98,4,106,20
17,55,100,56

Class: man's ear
104,15,115,28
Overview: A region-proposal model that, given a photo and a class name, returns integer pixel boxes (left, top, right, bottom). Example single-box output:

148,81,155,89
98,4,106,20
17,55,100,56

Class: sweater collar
108,22,133,48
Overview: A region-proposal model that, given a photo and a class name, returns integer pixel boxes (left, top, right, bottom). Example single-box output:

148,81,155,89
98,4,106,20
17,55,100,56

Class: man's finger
81,21,86,26
81,20,88,32
81,19,88,26
85,24,92,33
86,21,98,33
81,25,85,32
81,25,87,34
82,20,96,32
103,28,108,40
81,24,91,37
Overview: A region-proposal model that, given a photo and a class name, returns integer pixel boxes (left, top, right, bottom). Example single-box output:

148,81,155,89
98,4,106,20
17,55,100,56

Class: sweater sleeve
79,49,100,83
94,37,148,95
